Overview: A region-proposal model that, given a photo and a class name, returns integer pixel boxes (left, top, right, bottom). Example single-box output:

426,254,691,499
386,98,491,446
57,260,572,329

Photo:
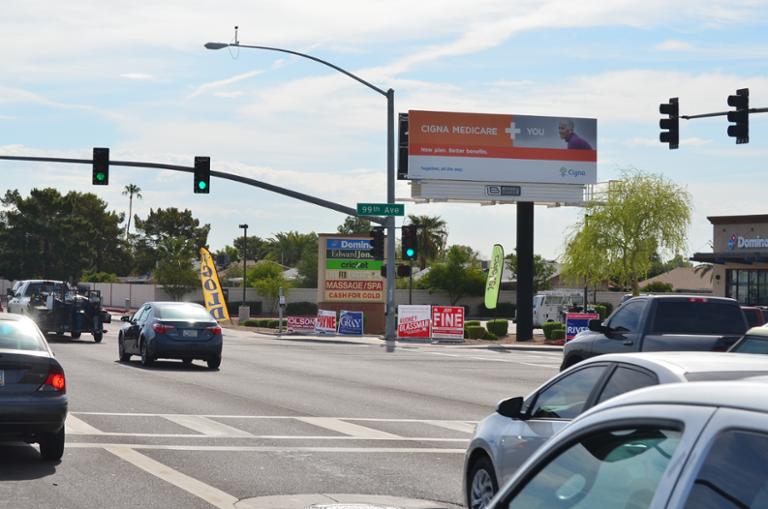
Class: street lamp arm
204,42,388,98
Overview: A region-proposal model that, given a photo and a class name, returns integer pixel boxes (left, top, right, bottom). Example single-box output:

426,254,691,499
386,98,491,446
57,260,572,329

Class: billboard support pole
516,202,534,341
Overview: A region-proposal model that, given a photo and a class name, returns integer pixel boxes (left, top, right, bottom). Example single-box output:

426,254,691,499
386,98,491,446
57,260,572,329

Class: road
0,326,562,509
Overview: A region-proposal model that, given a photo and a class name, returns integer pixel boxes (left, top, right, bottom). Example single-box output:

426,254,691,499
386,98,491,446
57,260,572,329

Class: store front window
727,269,768,305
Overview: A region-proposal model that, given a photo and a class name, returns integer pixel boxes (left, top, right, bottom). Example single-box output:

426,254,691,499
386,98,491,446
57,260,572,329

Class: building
637,266,712,294
691,214,768,306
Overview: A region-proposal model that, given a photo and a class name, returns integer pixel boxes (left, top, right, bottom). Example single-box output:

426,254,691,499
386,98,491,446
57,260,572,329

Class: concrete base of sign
238,305,250,323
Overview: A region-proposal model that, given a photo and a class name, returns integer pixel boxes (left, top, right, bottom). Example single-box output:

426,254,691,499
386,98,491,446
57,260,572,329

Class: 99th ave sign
356,203,405,216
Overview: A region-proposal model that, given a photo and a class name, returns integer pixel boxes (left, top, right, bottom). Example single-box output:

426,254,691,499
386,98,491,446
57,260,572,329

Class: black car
0,313,68,460
118,302,223,369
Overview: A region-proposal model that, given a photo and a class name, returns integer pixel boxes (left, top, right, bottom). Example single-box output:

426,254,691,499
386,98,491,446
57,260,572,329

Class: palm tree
406,214,448,270
122,184,143,239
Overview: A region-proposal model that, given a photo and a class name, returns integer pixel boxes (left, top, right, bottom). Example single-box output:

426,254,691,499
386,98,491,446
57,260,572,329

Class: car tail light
153,323,176,334
207,326,222,335
39,364,66,393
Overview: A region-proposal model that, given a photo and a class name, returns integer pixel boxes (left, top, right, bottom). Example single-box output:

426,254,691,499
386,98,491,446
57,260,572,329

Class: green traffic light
406,248,415,257
96,172,106,182
197,180,207,190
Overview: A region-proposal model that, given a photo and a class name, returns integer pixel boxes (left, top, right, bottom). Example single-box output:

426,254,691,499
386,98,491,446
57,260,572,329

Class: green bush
241,319,260,327
465,320,481,328
542,321,563,340
466,325,488,339
640,281,674,293
598,302,614,316
484,331,499,340
592,304,608,320
551,328,566,341
286,301,318,316
486,319,509,337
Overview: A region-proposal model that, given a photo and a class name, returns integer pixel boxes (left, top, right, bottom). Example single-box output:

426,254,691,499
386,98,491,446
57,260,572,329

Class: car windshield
155,305,214,321
0,319,47,351
730,336,768,354
26,282,63,295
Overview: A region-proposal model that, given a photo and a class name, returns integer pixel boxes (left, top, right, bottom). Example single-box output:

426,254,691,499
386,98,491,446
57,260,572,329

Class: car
729,325,768,354
742,306,767,328
0,313,68,461
118,301,223,369
485,380,768,509
463,351,768,509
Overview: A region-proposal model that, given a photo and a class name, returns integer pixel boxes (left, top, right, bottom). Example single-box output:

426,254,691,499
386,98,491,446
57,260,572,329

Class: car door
496,364,611,484
123,306,148,353
591,299,647,354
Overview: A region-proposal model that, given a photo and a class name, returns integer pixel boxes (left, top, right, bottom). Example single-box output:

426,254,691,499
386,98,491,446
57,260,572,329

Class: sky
2,1,768,263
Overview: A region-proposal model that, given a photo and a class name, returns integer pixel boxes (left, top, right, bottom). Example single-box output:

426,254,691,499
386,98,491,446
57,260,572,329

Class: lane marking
423,420,476,434
295,417,402,439
162,415,254,437
84,443,466,453
66,415,104,435
68,433,468,441
104,446,239,509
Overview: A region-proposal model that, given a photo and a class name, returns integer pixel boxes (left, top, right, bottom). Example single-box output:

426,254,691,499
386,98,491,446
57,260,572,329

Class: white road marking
104,446,239,509
85,443,466,453
295,417,402,439
423,420,476,434
419,350,561,367
66,415,104,435
162,415,254,437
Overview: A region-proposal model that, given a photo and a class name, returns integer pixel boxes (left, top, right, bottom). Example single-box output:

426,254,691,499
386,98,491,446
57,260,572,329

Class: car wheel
207,355,221,370
140,339,154,367
93,332,103,343
118,335,131,362
39,427,65,461
70,332,81,339
467,455,498,509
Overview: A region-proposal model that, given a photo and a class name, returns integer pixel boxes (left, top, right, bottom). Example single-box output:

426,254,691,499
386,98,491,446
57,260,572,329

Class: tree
232,235,268,262
122,184,142,239
246,260,291,313
153,237,198,301
559,222,611,293
693,263,714,282
423,245,486,305
263,231,317,267
505,252,558,293
647,252,692,279
560,169,692,296
295,243,319,288
337,216,372,234
133,208,210,275
407,215,448,270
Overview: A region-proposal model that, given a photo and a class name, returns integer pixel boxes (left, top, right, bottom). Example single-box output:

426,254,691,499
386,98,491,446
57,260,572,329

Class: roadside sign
431,306,464,340
565,313,600,341
397,305,431,339
356,203,405,216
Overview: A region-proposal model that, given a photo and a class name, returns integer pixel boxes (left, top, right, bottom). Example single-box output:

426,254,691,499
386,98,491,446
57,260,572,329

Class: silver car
463,351,768,509
487,380,768,508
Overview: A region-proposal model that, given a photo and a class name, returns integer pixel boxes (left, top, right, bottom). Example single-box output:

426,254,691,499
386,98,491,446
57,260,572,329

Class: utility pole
239,223,249,322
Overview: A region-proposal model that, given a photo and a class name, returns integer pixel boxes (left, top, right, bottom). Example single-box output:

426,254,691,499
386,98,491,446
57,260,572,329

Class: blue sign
338,310,364,335
326,239,372,250
565,313,600,341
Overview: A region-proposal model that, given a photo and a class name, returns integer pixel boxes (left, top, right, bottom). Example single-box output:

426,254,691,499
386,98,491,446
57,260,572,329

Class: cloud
655,40,695,51
120,73,155,80
186,69,264,99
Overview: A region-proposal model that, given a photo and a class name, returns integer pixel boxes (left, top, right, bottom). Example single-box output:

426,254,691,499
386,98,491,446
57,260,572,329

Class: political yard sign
565,313,600,341
337,310,364,335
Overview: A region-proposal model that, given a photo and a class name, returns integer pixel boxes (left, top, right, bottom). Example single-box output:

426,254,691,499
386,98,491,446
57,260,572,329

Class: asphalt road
0,325,562,509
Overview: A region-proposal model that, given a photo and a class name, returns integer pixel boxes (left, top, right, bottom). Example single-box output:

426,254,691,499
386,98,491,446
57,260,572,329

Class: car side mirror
6,288,13,297
588,319,607,333
121,315,131,322
496,396,525,420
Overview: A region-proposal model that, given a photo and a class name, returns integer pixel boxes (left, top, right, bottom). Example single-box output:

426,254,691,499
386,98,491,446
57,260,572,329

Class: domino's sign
565,313,600,341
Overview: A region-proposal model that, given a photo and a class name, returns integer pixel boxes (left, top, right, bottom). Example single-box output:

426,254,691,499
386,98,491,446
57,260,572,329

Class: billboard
405,110,597,185
319,234,386,303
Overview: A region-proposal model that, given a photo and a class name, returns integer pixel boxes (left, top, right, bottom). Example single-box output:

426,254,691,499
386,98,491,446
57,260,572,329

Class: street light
239,223,248,310
206,40,398,340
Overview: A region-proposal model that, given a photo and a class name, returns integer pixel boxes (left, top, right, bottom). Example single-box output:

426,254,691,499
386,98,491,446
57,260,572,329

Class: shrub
542,321,563,340
551,328,566,341
241,319,260,327
640,281,674,293
466,325,488,339
592,304,608,320
465,320,481,328
598,302,614,316
477,302,516,317
486,319,509,337
484,331,499,340
286,301,318,316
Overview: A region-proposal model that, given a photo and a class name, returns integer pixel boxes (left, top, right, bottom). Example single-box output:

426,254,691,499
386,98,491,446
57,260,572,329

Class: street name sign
357,203,405,216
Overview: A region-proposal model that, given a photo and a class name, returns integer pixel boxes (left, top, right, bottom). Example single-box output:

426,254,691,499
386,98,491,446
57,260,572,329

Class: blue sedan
118,302,223,369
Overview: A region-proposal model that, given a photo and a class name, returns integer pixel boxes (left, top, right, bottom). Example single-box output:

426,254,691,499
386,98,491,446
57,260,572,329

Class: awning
691,252,768,265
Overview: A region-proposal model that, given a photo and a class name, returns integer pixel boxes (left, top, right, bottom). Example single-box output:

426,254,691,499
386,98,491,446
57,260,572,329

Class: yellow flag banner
199,247,231,322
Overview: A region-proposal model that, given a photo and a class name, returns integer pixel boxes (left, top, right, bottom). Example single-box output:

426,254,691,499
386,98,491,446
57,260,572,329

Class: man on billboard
558,119,593,150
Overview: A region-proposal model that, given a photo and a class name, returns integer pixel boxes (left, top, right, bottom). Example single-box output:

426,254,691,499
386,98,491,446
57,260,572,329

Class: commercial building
692,214,768,305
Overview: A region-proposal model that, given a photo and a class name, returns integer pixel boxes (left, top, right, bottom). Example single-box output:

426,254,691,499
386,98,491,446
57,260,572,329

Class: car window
682,429,768,509
0,319,47,351
596,366,658,404
505,426,682,509
608,300,645,333
730,336,768,354
529,365,607,419
652,301,746,335
156,304,214,320
133,306,148,322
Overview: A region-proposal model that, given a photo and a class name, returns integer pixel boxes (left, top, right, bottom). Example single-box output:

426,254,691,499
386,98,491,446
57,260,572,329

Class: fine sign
357,203,405,216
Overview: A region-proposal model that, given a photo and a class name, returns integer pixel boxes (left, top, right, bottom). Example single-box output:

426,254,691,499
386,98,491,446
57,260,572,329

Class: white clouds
655,40,695,52
187,70,264,99
120,73,155,80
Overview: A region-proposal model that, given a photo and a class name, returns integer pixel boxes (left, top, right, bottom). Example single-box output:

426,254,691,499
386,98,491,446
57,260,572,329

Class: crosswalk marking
80,443,466,453
295,417,403,439
162,415,254,437
424,420,476,434
66,414,104,435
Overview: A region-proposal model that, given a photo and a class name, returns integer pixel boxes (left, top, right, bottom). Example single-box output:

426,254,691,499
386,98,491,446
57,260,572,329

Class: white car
486,380,768,508
463,351,768,509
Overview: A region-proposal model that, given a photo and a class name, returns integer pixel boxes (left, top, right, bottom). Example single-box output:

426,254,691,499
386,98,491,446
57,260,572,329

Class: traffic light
659,98,679,150
397,264,412,278
402,224,418,261
194,156,211,193
727,88,749,144
369,226,385,260
92,147,109,185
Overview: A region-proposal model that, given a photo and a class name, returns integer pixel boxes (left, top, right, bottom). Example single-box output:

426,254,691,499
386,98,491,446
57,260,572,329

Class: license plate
0,370,4,386
182,329,198,338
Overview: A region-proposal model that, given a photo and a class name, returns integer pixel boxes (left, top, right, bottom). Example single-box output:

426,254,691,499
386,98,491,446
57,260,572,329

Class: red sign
431,306,465,339
397,305,431,339
324,280,384,291
287,316,315,332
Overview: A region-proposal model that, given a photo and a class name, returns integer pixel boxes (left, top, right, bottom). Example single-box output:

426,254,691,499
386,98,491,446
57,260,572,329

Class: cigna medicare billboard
405,110,597,185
